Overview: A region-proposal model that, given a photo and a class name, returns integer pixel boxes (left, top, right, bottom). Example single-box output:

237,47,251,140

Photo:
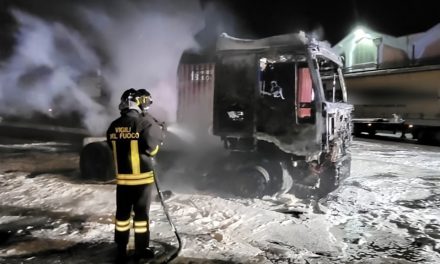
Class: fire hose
153,168,182,263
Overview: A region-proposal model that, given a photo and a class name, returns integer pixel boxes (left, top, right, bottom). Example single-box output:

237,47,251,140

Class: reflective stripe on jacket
106,110,162,185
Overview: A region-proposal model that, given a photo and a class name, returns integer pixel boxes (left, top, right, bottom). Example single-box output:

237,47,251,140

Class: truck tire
80,141,115,181
232,166,268,198
257,159,284,196
230,158,284,198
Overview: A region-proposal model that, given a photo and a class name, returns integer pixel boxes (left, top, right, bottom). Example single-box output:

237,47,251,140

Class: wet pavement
0,136,439,263
325,139,440,263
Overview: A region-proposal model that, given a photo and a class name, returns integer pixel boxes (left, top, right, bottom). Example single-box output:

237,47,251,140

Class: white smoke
0,10,106,130
0,0,204,135
81,0,204,123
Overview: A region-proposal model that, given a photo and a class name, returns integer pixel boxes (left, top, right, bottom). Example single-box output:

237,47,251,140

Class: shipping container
177,63,215,139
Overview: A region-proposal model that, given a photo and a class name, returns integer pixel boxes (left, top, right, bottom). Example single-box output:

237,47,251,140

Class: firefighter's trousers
115,184,153,252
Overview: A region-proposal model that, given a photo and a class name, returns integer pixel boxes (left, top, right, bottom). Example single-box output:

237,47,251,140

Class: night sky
201,0,440,44
0,0,439,59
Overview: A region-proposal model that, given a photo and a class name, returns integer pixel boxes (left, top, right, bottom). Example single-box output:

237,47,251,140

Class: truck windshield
320,59,345,103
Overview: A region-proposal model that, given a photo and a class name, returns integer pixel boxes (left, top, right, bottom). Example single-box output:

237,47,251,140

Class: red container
177,63,215,135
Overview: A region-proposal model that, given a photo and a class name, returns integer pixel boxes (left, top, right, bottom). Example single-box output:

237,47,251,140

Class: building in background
334,23,440,71
333,23,440,144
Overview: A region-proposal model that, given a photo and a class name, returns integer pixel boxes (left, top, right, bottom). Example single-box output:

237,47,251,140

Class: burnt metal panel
217,32,307,53
213,53,259,137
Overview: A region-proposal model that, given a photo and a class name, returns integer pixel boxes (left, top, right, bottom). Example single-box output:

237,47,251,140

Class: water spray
166,123,196,144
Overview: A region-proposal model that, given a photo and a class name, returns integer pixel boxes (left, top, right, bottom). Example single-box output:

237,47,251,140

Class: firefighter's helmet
118,88,137,111
135,89,153,111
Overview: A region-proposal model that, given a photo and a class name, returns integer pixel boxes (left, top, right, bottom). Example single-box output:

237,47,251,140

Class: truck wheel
259,159,283,195
80,141,115,181
230,166,267,198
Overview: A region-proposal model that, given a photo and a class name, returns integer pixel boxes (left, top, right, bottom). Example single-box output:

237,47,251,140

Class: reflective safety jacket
106,110,163,186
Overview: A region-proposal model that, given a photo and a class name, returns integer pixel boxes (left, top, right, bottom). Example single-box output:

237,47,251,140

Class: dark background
0,0,439,60
202,0,439,42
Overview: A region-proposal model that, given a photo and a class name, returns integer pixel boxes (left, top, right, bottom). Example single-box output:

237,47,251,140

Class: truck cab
79,32,353,199
210,32,353,198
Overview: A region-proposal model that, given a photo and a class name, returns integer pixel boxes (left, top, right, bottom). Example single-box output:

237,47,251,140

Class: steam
0,0,204,135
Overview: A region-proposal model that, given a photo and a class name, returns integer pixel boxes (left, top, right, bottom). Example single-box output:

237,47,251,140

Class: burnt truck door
256,60,321,155
213,52,259,150
257,61,296,136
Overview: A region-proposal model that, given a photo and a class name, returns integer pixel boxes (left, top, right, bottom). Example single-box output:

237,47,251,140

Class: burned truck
79,32,353,199
198,32,353,198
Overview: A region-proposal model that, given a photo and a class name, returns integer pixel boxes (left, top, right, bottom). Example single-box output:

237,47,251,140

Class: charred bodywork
209,32,353,198
78,33,353,199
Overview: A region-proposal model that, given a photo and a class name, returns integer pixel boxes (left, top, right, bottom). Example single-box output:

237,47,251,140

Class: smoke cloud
0,0,204,135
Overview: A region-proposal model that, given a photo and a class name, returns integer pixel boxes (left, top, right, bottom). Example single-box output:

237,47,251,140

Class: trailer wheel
80,141,115,181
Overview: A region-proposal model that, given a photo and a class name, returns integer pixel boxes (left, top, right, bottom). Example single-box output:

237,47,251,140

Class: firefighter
106,88,163,262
